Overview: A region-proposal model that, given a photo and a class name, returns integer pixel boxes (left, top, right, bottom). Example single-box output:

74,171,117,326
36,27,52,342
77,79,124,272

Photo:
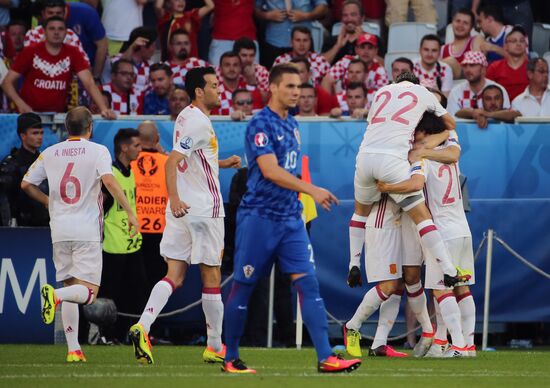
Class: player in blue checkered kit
222,64,362,374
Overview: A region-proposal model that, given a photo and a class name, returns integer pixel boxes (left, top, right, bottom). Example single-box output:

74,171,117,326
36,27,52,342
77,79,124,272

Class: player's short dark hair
349,58,367,71
290,56,311,71
453,8,475,26
269,63,300,85
346,82,366,96
111,58,134,74
300,83,316,95
170,28,189,44
150,62,172,77
220,51,240,66
416,112,445,135
65,107,92,136
392,57,414,72
527,57,548,72
114,128,140,156
481,84,503,98
396,71,419,84
291,26,312,40
420,34,441,47
477,4,503,23
342,0,364,16
233,37,256,54
43,16,65,28
232,88,251,102
185,66,216,100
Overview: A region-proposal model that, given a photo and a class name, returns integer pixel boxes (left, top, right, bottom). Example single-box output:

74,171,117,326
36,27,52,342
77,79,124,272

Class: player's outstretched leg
129,277,176,364
223,280,256,374
41,283,94,325
292,274,361,373
369,291,408,357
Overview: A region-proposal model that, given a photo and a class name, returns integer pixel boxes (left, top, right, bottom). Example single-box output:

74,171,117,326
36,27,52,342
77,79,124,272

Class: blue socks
293,275,333,362
224,281,255,361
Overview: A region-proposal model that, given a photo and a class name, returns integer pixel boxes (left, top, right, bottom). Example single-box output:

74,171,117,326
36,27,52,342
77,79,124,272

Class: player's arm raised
165,150,191,218
101,173,140,236
377,174,425,194
256,154,338,211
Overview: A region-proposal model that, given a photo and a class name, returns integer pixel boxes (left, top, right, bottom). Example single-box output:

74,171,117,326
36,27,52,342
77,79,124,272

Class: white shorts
354,152,425,211
425,236,476,290
52,241,102,286
160,213,224,266
364,227,403,283
401,213,424,266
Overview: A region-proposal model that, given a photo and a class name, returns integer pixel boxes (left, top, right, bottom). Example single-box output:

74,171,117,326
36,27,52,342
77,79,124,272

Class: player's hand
267,9,287,22
408,148,425,163
127,212,140,238
170,198,190,218
17,101,33,114
231,110,247,121
347,266,362,288
220,155,242,168
100,109,117,120
288,10,308,22
376,180,392,193
131,37,149,51
310,186,339,211
335,27,348,48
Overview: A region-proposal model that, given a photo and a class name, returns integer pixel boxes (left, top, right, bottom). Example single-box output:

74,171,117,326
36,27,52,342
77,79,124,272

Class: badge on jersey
254,132,269,147
179,136,193,150
243,265,255,279
294,128,301,145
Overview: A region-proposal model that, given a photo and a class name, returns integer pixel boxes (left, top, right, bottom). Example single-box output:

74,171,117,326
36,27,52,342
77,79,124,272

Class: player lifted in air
129,67,241,365
22,107,140,362
222,63,361,374
378,113,475,357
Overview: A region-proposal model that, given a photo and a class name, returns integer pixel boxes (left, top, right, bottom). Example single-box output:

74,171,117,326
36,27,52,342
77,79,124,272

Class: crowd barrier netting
1,116,549,343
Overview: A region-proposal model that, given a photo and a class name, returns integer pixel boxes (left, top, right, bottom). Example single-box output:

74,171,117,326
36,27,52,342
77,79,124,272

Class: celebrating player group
27,62,475,373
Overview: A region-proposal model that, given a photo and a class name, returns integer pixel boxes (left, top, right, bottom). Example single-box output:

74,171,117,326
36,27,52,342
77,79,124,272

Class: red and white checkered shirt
447,78,510,116
328,56,388,104
24,26,90,64
211,76,249,115
167,57,209,86
215,63,269,92
111,55,152,95
274,51,330,87
336,91,348,111
101,83,143,116
413,59,453,94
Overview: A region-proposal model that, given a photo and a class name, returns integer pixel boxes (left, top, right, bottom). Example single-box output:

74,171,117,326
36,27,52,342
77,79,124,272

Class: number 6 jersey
23,138,113,243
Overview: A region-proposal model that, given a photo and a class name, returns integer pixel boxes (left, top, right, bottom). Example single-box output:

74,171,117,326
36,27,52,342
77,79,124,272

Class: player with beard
165,29,209,86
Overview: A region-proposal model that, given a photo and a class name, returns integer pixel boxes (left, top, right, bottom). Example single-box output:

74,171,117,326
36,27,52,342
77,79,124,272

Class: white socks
416,220,455,276
437,294,465,349
346,285,388,331
55,284,93,304
372,292,402,349
457,292,476,347
405,282,433,334
434,295,448,343
349,214,367,269
62,302,80,352
202,288,224,352
138,278,174,333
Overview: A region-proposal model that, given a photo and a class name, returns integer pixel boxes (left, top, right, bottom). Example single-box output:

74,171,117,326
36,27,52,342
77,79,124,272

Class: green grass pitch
0,345,549,387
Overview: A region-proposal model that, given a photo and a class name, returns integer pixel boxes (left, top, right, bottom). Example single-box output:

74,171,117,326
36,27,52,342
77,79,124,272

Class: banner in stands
0,118,548,343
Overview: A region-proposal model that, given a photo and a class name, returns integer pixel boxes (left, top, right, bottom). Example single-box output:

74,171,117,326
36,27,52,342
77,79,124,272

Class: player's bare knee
378,279,399,295
199,264,221,287
402,266,421,285
354,201,372,217
454,285,470,296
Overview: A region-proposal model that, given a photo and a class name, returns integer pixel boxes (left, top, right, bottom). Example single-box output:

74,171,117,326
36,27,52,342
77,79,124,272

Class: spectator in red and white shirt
211,51,260,115
329,82,368,119
321,32,388,106
447,51,510,117
413,34,453,97
291,56,338,115
113,27,157,95
273,26,330,87
2,17,114,118
335,58,367,111
233,37,269,96
102,58,143,115
296,84,317,117
165,29,208,86
486,26,529,101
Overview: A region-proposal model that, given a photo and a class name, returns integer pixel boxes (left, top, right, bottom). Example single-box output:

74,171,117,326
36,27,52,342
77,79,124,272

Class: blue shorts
233,212,315,284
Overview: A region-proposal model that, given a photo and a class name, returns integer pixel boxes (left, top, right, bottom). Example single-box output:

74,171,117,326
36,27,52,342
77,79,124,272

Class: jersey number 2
438,164,462,205
60,162,82,204
370,91,419,125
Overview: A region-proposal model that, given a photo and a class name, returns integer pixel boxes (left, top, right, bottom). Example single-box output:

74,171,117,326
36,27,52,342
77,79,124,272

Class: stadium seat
532,23,550,57
388,23,437,53
311,21,324,53
444,23,480,44
384,52,419,81
331,21,381,37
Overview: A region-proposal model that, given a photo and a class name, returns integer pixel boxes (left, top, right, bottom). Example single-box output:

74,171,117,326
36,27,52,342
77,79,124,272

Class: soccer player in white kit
378,113,475,357
129,67,241,365
22,107,140,362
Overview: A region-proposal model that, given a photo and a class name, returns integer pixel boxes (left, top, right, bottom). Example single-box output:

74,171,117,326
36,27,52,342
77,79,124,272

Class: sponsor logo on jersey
254,132,268,147
243,265,255,278
180,136,193,150
137,155,158,177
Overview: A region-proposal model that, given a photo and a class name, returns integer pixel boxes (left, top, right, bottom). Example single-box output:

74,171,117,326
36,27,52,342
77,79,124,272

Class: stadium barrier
1,116,549,343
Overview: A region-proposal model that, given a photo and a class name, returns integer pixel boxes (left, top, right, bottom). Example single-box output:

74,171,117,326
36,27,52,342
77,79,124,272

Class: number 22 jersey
23,138,113,243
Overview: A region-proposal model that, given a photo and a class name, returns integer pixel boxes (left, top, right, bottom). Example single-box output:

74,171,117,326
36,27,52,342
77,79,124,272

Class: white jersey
365,194,402,230
360,81,447,160
411,131,471,240
23,138,113,243
172,105,224,218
